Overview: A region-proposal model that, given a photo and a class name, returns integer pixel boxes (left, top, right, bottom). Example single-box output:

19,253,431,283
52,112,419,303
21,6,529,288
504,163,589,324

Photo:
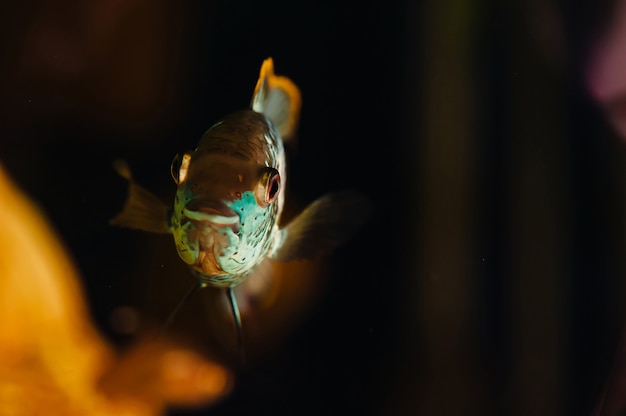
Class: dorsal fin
250,58,301,141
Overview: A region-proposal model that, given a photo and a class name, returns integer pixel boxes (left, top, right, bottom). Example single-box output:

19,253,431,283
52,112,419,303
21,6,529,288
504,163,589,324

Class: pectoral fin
110,160,171,234
270,191,373,262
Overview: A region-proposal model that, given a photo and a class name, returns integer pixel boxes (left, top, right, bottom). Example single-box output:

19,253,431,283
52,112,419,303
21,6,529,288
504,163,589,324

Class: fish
111,58,371,356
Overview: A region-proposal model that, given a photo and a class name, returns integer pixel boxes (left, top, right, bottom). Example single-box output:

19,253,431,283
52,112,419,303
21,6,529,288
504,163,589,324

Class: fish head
169,151,282,286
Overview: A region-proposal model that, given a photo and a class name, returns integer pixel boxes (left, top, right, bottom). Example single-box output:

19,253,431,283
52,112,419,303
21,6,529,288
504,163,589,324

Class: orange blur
0,163,232,415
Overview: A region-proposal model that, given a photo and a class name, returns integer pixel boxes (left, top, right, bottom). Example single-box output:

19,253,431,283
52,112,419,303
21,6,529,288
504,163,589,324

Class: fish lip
183,199,239,226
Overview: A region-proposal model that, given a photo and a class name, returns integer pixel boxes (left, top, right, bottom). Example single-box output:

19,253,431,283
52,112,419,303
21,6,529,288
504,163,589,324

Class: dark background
0,1,624,415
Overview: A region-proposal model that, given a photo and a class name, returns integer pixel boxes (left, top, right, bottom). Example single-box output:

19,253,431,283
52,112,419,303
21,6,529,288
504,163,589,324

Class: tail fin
250,58,301,141
110,160,171,234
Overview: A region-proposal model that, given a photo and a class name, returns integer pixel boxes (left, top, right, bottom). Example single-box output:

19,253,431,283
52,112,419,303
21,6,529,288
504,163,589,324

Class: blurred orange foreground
0,163,232,416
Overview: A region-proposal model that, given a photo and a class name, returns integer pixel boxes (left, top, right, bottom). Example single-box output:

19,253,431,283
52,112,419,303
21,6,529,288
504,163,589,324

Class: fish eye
254,167,280,207
171,154,182,184
171,153,192,184
267,171,280,202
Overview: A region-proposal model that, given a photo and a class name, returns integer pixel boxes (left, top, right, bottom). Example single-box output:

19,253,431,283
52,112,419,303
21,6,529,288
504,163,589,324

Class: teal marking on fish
111,58,371,354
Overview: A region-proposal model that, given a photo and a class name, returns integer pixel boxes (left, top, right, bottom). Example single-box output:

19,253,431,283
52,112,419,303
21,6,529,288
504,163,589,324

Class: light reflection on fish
111,58,370,356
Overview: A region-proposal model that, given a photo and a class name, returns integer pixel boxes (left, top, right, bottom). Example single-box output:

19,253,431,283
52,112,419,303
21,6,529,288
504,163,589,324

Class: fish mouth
183,199,239,226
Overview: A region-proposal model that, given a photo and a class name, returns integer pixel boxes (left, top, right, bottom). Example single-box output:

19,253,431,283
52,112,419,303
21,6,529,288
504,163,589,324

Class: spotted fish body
170,110,286,287
111,58,371,341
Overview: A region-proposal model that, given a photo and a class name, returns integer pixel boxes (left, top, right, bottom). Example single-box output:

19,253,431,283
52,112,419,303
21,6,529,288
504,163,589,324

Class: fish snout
183,199,240,228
